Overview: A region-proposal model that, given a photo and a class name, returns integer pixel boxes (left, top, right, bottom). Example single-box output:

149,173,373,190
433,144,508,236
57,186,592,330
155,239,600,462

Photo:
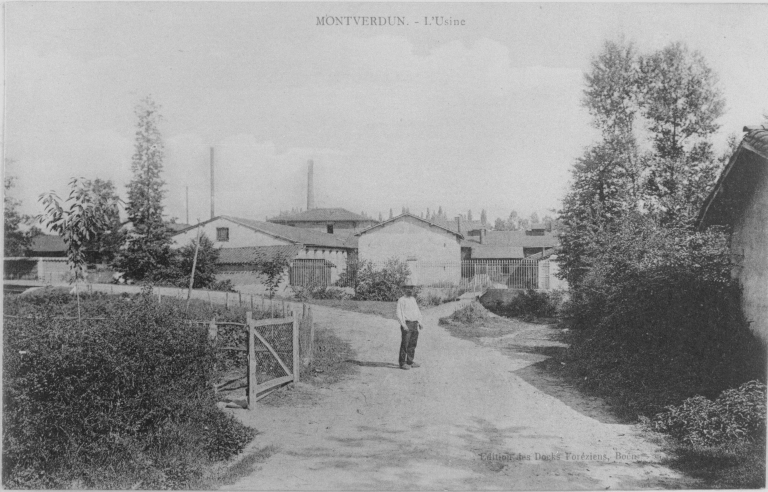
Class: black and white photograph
3,2,767,489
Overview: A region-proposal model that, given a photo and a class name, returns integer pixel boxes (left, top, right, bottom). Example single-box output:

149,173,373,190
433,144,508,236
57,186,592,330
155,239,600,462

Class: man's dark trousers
399,320,419,367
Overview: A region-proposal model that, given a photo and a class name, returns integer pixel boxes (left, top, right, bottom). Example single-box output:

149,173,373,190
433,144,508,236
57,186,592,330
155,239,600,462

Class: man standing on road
396,285,423,370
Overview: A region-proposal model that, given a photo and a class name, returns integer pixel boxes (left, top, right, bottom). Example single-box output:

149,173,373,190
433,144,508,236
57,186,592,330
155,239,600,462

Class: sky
5,2,768,227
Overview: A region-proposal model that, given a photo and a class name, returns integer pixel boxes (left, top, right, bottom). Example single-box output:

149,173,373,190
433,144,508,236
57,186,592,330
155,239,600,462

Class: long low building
171,215,357,292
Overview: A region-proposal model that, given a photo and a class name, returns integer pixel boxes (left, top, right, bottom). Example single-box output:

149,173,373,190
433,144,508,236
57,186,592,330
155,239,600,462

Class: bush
338,258,413,301
444,301,489,324
560,214,766,418
2,288,256,488
491,289,564,321
650,381,766,447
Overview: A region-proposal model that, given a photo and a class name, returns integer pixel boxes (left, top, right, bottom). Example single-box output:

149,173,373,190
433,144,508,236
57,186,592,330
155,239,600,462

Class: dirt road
229,301,689,490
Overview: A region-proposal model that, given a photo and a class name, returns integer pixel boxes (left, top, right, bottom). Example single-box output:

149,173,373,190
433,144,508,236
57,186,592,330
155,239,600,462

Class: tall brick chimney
456,216,462,235
307,160,315,210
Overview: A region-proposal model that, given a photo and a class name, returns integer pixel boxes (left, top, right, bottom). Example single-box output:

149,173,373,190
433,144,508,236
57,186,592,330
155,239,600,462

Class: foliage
82,179,125,263
291,282,352,302
153,233,221,289
113,96,173,281
650,381,766,447
260,252,291,299
4,172,39,256
442,301,489,325
2,289,256,489
559,39,727,289
337,257,413,301
38,178,122,283
559,213,766,418
489,289,564,321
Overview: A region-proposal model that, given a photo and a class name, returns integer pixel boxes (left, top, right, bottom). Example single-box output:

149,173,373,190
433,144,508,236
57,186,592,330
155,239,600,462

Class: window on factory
327,224,334,234
216,227,229,242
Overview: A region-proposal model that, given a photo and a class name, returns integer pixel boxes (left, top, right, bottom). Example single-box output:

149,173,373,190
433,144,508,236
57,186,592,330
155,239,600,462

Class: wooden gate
246,311,299,409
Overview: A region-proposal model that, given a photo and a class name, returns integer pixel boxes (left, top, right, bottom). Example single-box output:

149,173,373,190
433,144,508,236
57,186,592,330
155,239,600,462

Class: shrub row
650,380,766,447
3,288,256,489
559,216,766,419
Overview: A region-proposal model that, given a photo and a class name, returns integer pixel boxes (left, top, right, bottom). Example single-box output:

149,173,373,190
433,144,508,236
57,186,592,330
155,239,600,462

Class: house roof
268,208,376,223
29,234,67,253
173,216,352,249
165,222,191,232
429,217,486,233
698,125,768,229
469,245,525,259
217,245,301,265
473,230,559,249
355,213,464,239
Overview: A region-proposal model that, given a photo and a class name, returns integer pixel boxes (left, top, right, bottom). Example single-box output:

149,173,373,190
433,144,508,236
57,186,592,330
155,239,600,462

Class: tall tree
467,210,473,222
480,209,487,225
639,43,725,223
84,179,124,263
4,173,34,256
113,96,172,280
39,178,121,321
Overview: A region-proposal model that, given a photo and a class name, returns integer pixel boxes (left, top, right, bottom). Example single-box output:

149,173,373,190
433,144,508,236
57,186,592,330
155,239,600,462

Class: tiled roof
165,222,191,232
697,125,768,229
356,213,464,238
469,245,525,259
224,216,351,249
29,234,67,253
743,125,768,159
217,245,300,265
480,230,559,249
430,217,487,233
269,208,376,223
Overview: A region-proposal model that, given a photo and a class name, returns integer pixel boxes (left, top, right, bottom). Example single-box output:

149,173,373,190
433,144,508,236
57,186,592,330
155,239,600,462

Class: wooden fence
209,305,314,409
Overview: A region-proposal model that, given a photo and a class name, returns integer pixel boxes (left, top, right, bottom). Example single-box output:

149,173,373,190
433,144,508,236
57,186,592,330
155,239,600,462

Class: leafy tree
4,174,34,256
82,179,124,263
38,178,121,320
260,252,291,300
155,233,220,289
113,96,173,280
639,42,725,223
494,218,505,231
530,212,540,224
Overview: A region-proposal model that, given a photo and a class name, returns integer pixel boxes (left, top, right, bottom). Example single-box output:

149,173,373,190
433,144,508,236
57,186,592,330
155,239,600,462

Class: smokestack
210,147,215,219
456,216,462,235
307,160,315,210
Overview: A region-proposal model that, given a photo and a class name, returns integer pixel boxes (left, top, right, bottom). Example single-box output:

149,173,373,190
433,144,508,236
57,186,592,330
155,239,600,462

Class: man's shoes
409,362,420,368
400,364,411,370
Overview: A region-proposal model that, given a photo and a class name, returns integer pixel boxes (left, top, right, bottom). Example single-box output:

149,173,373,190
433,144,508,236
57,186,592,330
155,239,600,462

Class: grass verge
304,299,397,320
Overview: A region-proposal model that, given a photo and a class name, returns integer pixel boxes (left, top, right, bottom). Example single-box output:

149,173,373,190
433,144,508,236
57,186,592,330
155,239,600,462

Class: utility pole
210,147,215,219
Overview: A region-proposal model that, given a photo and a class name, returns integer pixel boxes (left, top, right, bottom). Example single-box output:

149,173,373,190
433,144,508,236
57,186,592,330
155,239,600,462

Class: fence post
247,311,255,411
208,317,218,342
293,310,300,383
239,292,242,307
250,294,254,311
308,305,314,366
225,292,229,309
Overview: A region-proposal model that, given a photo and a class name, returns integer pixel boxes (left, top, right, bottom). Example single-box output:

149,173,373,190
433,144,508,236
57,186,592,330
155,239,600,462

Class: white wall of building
357,216,461,285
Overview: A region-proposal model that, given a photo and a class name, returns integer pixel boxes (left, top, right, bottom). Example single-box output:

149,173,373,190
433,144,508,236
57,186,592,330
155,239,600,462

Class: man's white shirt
396,296,422,329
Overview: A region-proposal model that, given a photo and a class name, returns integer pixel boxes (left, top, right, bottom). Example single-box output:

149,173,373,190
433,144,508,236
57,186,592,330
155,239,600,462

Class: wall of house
357,217,461,285
731,161,768,344
172,219,293,249
215,271,291,297
295,247,348,283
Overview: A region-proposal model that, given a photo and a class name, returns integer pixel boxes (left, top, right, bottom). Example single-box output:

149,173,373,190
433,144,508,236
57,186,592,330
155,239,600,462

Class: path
229,302,689,490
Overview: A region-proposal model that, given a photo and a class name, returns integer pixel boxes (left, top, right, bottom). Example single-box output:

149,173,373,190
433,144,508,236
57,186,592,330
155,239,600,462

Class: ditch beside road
228,301,695,490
